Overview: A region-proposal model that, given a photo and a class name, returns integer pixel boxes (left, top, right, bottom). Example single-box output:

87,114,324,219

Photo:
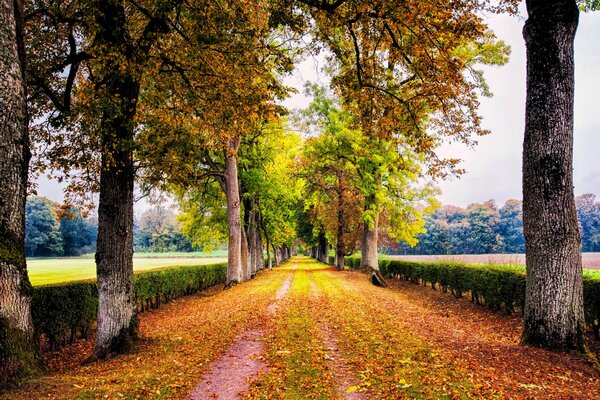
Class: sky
35,10,600,212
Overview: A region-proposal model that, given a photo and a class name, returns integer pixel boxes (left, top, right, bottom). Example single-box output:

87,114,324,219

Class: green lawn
27,255,227,286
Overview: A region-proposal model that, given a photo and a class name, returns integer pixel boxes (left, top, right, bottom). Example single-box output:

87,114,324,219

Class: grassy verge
26,256,227,286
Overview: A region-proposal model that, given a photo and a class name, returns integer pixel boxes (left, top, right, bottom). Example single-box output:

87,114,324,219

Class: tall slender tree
0,0,38,386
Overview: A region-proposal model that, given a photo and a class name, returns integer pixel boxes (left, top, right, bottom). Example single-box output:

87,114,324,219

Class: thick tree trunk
361,213,387,287
90,0,142,360
225,137,243,286
0,0,38,386
521,0,585,351
94,140,138,358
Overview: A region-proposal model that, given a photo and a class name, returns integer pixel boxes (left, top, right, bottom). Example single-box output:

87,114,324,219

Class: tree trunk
274,246,281,266
317,230,329,264
0,0,38,386
225,137,243,286
255,220,264,271
242,196,252,278
90,0,143,360
240,222,250,280
361,212,387,287
335,188,345,270
521,0,585,351
243,199,262,277
260,212,272,269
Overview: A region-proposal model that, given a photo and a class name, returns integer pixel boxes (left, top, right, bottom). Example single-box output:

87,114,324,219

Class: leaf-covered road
3,257,599,399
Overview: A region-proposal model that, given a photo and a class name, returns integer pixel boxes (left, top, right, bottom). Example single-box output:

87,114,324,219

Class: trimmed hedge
346,256,600,339
32,262,227,349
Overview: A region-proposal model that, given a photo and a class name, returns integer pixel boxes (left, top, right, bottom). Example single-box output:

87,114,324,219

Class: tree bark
0,0,38,386
225,137,244,286
260,211,272,269
521,0,585,351
274,246,281,266
91,0,141,359
240,221,250,280
242,198,262,277
317,230,329,264
255,217,264,271
335,186,345,270
361,212,387,287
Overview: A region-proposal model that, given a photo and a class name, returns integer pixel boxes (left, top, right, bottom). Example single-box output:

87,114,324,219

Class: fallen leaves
3,257,600,399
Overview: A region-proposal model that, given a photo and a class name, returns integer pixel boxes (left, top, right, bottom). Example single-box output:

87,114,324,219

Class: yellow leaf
346,385,359,393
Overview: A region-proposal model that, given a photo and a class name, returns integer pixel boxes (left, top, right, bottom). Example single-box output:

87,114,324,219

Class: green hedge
345,256,600,339
31,262,227,349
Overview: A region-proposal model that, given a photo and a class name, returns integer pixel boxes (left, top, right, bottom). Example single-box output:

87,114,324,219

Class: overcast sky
35,11,600,212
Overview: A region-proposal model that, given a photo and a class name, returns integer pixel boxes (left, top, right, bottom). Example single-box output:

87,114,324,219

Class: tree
60,210,97,256
498,199,525,253
465,200,502,254
135,1,293,285
293,0,510,177
0,0,39,386
239,124,302,270
300,86,437,278
520,0,585,351
300,100,364,270
575,194,600,252
25,196,63,257
134,203,195,252
25,0,188,359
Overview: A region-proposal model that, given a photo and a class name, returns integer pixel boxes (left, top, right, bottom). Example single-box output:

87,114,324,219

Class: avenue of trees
395,194,600,255
1,0,598,388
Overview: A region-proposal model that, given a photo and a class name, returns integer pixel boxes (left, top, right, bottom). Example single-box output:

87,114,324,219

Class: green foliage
59,209,97,256
397,195,600,255
576,194,600,252
135,263,226,307
239,122,303,249
31,282,98,349
346,257,600,338
31,263,227,349
25,196,64,257
299,86,437,253
579,0,600,11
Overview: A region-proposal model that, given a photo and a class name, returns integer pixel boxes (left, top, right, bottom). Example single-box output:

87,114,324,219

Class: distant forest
394,193,600,255
25,196,196,257
27,193,600,257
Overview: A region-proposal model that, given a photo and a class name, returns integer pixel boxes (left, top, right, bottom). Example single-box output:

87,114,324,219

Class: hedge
31,262,227,349
345,256,600,339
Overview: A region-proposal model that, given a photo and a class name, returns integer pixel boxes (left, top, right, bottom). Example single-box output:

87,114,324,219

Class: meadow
390,253,600,271
27,252,227,286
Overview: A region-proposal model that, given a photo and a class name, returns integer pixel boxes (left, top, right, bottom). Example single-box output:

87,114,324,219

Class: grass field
389,253,600,271
27,255,227,286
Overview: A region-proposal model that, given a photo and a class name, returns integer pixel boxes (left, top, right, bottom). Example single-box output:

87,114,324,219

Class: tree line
24,196,203,257
394,194,600,255
1,0,597,388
